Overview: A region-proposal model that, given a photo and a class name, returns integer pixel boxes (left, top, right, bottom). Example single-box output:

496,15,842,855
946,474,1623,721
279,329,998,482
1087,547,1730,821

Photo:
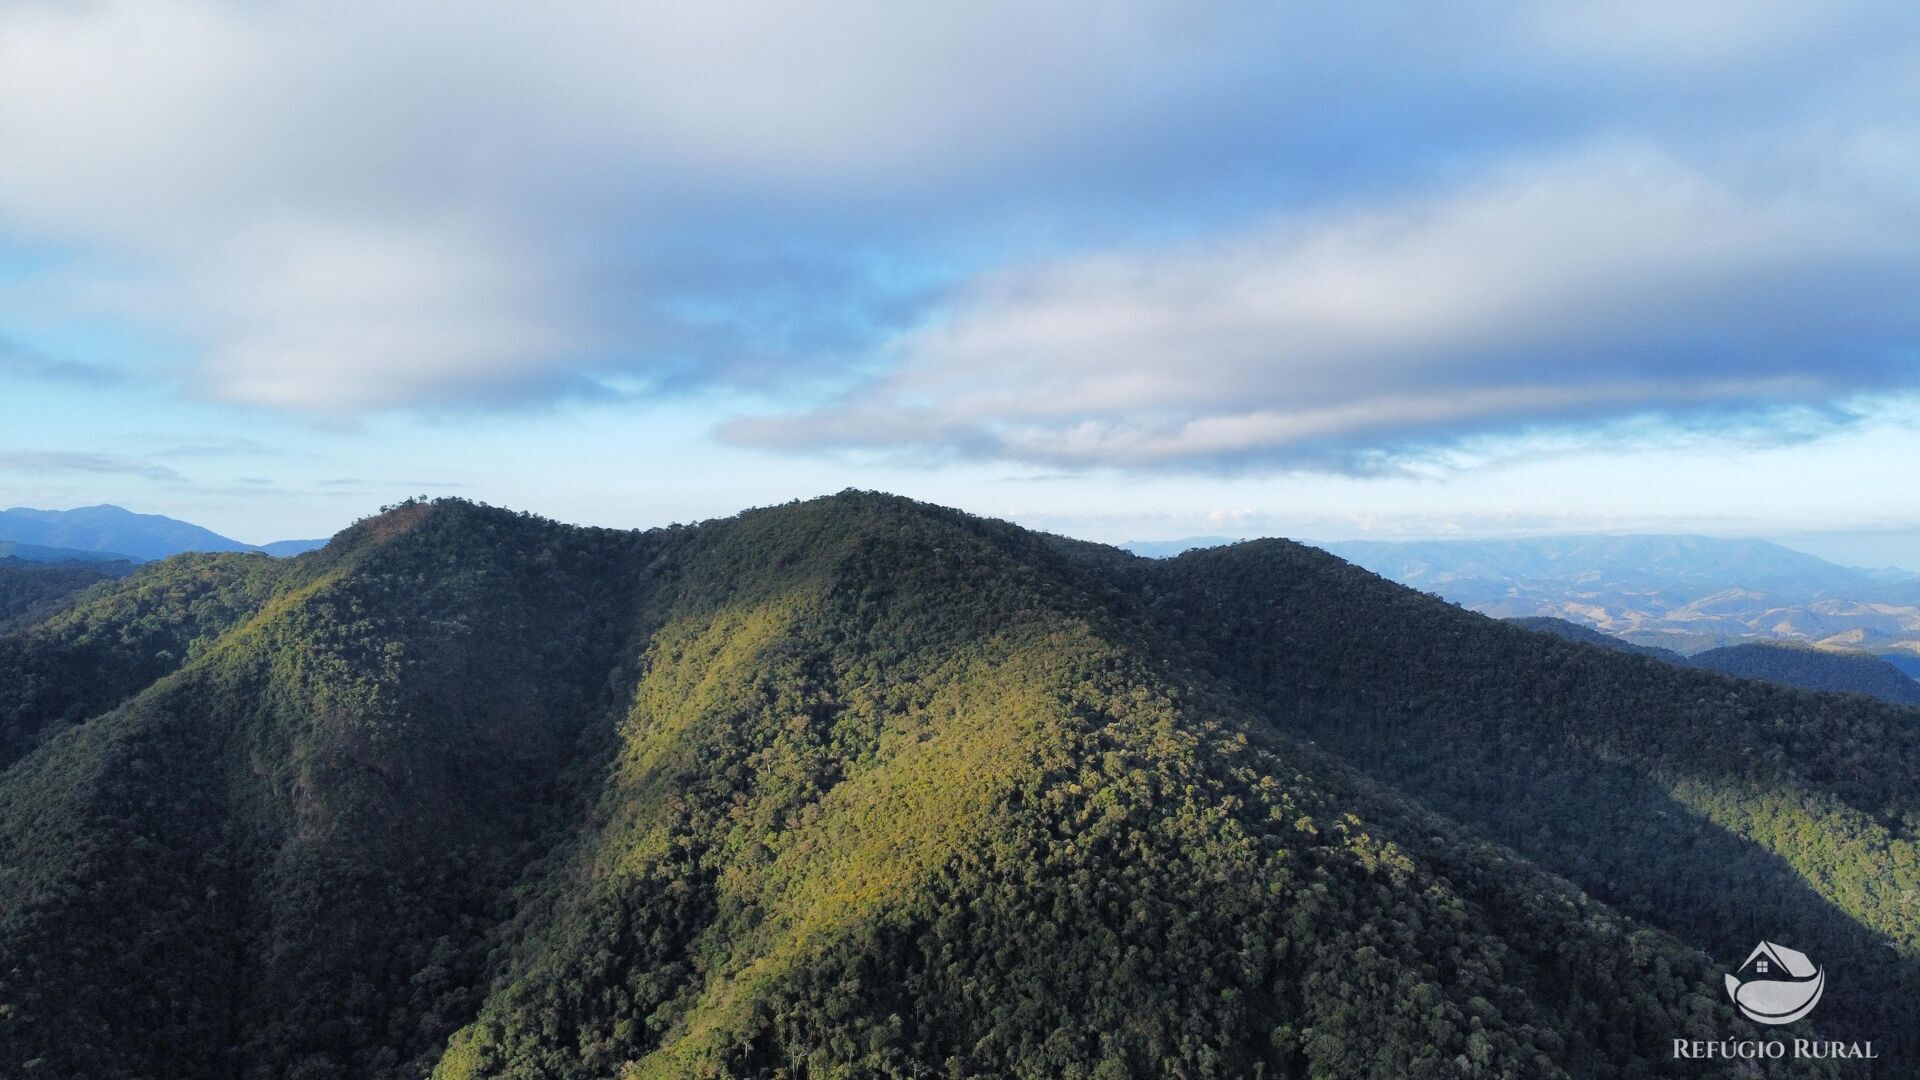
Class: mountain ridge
2,494,1911,1077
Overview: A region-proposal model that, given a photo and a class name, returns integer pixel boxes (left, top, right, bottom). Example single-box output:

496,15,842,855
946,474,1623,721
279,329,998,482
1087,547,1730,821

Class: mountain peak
4,495,1919,1076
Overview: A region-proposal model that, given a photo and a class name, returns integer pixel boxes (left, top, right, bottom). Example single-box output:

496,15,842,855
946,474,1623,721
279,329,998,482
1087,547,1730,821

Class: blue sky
1,2,1918,565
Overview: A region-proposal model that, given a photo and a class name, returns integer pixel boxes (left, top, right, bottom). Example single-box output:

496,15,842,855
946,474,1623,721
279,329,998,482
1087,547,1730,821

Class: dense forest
1688,642,1920,707
0,557,136,631
2,494,1912,1077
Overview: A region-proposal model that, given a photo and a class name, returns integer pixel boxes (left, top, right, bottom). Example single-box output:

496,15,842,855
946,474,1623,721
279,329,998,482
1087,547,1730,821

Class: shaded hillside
1154,539,1920,1065
1689,642,1920,708
0,500,662,1080
0,551,290,769
1505,616,1683,660
0,557,137,630
2,496,1906,1077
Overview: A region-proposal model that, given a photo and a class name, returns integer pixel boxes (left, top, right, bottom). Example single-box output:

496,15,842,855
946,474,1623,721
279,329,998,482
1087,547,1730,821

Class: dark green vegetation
1506,616,1683,660
0,557,136,631
3,496,1915,1078
1511,616,1920,707
1689,642,1920,708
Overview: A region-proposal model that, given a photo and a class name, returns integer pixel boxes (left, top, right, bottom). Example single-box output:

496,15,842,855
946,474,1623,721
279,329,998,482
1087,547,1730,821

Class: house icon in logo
1725,941,1825,1025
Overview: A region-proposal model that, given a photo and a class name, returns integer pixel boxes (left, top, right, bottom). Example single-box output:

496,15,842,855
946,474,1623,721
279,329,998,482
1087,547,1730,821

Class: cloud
0,336,121,384
0,0,1256,410
180,218,579,409
725,142,1920,470
148,437,281,458
0,451,182,482
0,0,1916,451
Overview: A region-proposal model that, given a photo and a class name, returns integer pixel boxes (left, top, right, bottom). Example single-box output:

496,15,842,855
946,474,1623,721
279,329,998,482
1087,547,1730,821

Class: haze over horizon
6,498,1917,578
4,2,1918,564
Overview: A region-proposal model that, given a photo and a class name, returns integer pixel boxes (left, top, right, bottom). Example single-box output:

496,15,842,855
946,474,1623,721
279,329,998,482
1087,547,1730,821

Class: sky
1,2,1918,566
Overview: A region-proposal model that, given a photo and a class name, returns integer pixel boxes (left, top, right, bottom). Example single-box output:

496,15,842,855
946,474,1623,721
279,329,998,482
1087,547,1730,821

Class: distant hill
1885,653,1920,680
1689,641,1920,707
0,505,327,561
1320,533,1920,662
4,494,1919,1076
1122,535,1238,558
257,537,327,557
1507,615,1920,707
1504,615,1682,659
0,539,138,563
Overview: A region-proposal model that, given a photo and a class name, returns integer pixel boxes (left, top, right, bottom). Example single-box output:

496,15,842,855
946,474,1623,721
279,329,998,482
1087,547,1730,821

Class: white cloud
0,0,1915,436
0,0,1204,230
181,218,577,409
0,0,1250,410
1519,1,1850,65
728,142,1920,469
0,451,181,482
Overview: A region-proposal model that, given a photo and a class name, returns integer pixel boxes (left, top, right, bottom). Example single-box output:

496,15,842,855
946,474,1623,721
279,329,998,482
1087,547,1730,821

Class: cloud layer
0,337,120,384
1,1,1916,469
0,0,1245,408
728,143,1920,469
0,451,181,483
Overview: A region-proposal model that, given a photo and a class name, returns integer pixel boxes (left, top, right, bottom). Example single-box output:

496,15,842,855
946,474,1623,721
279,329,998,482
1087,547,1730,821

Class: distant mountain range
1318,534,1920,659
1321,534,1917,602
1132,533,1920,667
1122,535,1241,559
0,505,325,562
1510,615,1920,707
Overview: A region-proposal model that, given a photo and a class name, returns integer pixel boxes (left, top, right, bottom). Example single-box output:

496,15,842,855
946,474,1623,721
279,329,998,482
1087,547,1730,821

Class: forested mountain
0,557,137,631
1509,616,1920,707
2,495,1914,1078
1688,642,1920,708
